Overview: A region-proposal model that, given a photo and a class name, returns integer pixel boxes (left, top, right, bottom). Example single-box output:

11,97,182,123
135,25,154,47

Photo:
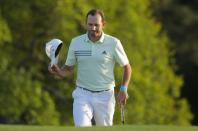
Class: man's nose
91,25,96,30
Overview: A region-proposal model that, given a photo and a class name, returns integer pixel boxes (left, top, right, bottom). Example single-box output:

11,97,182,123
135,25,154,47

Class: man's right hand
48,64,60,75
48,64,74,78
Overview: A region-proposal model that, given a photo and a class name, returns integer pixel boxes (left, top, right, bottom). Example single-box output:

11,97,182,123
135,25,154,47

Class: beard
89,30,101,38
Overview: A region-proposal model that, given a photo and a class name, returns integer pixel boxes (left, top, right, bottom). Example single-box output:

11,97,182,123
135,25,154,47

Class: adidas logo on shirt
102,51,107,55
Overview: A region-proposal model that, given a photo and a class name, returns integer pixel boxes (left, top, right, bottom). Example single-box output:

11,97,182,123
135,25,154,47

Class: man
48,9,132,127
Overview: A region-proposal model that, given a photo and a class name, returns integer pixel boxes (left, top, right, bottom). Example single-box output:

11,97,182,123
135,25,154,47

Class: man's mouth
90,30,97,33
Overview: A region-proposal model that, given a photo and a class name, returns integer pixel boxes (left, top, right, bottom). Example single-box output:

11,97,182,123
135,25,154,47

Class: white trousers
72,87,115,127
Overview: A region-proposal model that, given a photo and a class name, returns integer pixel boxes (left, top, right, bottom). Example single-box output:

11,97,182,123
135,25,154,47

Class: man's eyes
89,24,99,26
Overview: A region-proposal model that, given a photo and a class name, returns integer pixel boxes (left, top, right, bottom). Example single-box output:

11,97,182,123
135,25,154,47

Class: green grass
0,125,198,131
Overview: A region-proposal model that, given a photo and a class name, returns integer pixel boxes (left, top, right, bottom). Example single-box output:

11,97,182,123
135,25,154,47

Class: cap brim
45,39,63,58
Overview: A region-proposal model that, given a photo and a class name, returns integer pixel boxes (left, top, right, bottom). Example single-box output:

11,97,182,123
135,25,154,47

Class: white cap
45,38,63,66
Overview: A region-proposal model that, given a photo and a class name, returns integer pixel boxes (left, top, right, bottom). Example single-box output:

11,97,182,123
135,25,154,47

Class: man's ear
102,21,106,28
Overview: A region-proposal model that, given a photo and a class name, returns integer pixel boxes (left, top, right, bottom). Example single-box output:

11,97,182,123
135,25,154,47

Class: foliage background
0,0,196,126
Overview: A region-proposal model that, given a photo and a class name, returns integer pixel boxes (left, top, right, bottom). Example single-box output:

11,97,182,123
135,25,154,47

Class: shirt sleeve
114,39,129,67
65,39,76,66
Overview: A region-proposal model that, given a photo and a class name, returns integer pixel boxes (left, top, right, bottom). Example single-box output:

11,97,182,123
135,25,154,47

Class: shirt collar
85,32,105,44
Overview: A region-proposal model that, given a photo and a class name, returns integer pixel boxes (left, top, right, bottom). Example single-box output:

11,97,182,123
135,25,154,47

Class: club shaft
121,105,125,124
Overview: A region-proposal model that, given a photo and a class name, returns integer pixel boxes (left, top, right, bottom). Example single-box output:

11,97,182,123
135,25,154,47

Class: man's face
86,14,104,38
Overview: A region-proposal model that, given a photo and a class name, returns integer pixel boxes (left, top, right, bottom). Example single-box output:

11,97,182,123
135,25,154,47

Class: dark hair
86,9,105,22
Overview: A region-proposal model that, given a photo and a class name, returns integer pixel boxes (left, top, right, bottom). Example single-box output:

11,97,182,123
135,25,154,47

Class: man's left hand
117,91,129,105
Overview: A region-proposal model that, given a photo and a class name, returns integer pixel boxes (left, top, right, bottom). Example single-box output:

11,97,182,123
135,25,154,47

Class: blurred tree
0,0,60,125
0,68,60,125
151,0,198,125
0,0,193,125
